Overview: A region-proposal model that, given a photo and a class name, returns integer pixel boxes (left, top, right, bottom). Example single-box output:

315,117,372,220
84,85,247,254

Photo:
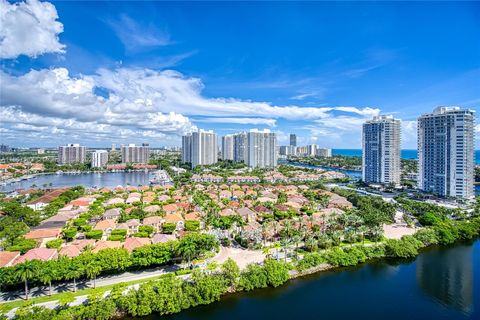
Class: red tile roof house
92,240,122,253
70,197,95,207
152,233,176,244
26,188,68,211
123,237,151,252
59,245,82,258
163,213,184,231
162,204,178,214
103,208,122,220
125,219,141,234
13,248,58,265
24,228,61,247
143,216,163,232
0,251,20,267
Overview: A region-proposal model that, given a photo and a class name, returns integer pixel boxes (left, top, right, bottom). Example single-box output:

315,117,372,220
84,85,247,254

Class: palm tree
279,238,289,263
305,236,317,252
358,225,369,245
67,262,84,292
85,262,102,289
37,263,57,296
15,260,38,300
177,238,197,266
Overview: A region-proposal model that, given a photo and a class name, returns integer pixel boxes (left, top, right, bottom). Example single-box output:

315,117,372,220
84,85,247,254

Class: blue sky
0,0,479,148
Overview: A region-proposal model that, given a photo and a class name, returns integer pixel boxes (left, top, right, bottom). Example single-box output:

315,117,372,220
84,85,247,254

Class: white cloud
195,117,277,127
0,66,382,146
0,0,65,59
106,14,171,53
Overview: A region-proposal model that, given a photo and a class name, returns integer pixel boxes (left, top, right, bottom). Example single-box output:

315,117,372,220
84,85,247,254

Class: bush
138,225,154,235
81,224,92,232
263,259,289,287
323,248,360,266
385,236,422,258
185,220,200,232
108,235,126,241
5,238,36,254
111,229,127,236
239,264,268,291
434,222,459,245
162,223,176,234
85,230,103,240
46,239,63,249
296,252,324,271
63,228,78,241
133,232,149,238
414,228,438,246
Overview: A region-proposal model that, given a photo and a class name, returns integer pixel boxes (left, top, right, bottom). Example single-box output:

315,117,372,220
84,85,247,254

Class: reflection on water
416,244,473,314
0,171,154,192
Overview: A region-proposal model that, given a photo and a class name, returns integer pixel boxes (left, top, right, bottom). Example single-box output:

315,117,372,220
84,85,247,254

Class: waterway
0,171,155,192
156,240,480,320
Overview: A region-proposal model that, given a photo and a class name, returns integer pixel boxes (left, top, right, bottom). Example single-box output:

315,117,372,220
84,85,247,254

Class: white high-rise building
306,144,318,157
91,150,108,168
418,107,475,198
362,115,401,186
121,143,150,164
316,148,332,158
246,129,277,168
279,145,296,156
221,135,234,160
233,132,247,163
182,129,218,167
58,144,86,164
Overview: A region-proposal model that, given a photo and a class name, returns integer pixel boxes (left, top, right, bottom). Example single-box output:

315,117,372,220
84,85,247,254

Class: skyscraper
362,115,401,186
58,144,86,164
233,132,247,163
182,129,218,167
417,107,475,198
316,148,332,157
247,129,277,168
290,134,297,147
121,143,150,164
91,150,109,168
221,134,234,160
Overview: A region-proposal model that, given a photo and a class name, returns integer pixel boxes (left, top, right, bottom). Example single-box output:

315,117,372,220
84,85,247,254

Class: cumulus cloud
195,117,277,127
0,0,65,59
1,66,382,146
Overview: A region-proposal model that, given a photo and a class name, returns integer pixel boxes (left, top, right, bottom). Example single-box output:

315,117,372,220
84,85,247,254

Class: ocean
333,149,480,165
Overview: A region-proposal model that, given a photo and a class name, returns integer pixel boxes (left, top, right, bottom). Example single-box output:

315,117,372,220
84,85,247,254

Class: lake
0,171,155,193
154,240,479,320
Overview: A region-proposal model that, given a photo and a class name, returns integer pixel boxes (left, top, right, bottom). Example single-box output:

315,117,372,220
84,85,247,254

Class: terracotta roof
24,228,61,239
219,208,235,217
163,204,177,212
13,248,58,265
0,251,20,267
72,239,96,250
94,219,116,230
152,233,176,244
143,216,162,225
184,212,200,221
164,213,183,223
59,245,81,258
26,188,67,205
92,240,122,253
144,205,161,213
126,219,141,227
123,237,151,252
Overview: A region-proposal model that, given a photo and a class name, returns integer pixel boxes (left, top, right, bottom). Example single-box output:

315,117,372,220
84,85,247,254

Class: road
0,264,178,303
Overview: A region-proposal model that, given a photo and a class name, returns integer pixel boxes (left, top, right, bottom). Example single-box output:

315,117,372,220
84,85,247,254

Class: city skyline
0,1,479,149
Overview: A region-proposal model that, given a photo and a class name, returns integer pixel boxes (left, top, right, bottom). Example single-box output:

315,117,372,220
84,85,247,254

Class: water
0,171,155,192
333,149,480,164
154,241,479,320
